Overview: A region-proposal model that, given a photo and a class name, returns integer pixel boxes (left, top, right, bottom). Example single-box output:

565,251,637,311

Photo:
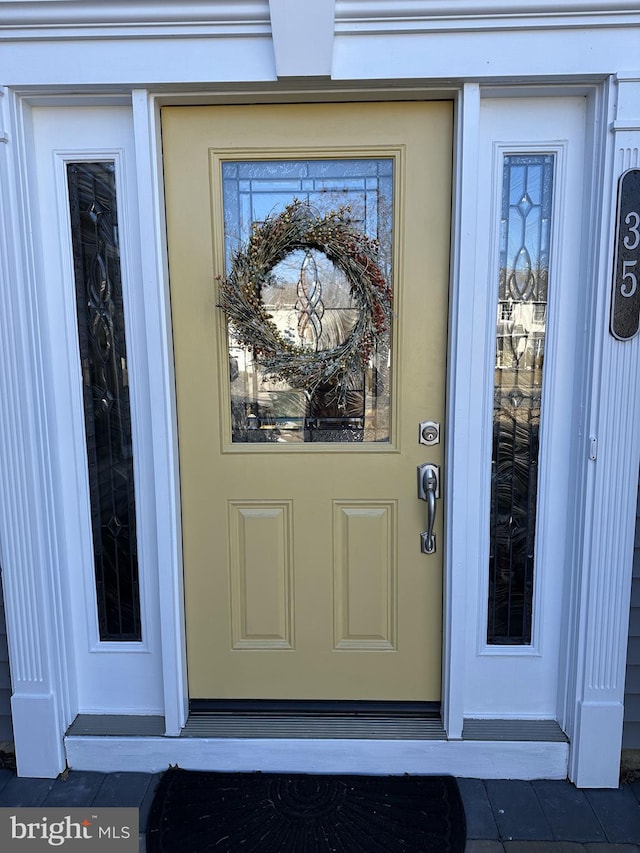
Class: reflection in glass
488,154,554,645
67,162,141,641
222,159,393,443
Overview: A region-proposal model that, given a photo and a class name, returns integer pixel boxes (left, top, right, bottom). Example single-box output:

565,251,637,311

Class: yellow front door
162,102,452,702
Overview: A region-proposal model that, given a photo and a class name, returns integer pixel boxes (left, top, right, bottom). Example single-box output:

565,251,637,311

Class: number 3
622,259,638,298
624,211,640,250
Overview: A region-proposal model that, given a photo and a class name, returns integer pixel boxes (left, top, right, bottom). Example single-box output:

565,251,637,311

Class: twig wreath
217,199,393,405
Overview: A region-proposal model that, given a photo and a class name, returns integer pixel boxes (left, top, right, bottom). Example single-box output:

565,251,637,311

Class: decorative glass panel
488,154,555,645
67,162,141,641
221,159,393,443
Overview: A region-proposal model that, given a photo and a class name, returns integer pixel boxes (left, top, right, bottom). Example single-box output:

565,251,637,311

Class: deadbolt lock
419,420,440,446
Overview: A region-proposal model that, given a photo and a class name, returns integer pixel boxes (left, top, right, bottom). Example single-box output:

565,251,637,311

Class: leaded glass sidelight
488,154,554,645
67,162,141,641
221,158,393,443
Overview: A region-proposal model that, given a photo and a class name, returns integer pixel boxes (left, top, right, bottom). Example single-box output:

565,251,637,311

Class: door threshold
182,711,446,740
65,713,566,743
187,700,444,739
189,699,441,717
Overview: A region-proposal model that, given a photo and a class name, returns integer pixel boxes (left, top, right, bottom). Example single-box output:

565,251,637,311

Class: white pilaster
568,74,640,787
0,89,73,777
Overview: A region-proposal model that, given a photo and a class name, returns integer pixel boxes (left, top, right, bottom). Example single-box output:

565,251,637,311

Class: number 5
621,259,638,298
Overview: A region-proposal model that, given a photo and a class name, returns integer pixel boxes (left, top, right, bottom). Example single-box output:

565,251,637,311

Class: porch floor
0,768,638,852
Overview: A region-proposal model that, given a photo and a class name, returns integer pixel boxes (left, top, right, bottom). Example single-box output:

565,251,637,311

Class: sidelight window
488,154,555,645
67,161,141,641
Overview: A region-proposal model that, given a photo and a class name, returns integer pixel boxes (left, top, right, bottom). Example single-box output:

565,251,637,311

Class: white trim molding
443,82,481,740
0,1,271,39
0,4,276,88
335,0,640,33
130,89,189,736
1,0,637,40
1,2,637,89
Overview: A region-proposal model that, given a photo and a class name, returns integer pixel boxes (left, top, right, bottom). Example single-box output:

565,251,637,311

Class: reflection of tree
490,258,545,644
314,185,394,277
489,412,538,644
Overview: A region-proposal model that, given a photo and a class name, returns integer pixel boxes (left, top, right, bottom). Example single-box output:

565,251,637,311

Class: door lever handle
417,463,440,554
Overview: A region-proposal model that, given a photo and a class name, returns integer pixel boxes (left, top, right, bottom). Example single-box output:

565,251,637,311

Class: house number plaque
611,168,640,340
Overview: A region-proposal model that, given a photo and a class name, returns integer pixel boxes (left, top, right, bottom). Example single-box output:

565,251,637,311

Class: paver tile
0,768,14,794
503,843,585,853
42,770,106,807
0,775,55,806
138,773,163,832
533,779,606,843
459,778,500,839
584,845,640,853
585,786,640,843
465,841,505,853
485,779,553,841
92,771,154,808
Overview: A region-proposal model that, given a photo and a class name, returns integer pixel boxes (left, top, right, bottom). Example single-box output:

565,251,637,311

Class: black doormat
146,768,466,852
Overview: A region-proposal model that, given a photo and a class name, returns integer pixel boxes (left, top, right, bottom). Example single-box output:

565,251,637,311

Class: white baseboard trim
64,736,569,780
570,700,625,788
12,694,67,778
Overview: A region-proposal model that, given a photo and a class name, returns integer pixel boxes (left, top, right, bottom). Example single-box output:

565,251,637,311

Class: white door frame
0,77,638,787
452,95,588,723
26,106,166,719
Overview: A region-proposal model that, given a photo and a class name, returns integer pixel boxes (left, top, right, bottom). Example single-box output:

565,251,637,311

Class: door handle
417,463,440,554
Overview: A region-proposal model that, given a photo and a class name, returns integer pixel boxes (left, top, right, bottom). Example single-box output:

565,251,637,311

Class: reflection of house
1,1,640,790
496,300,546,370
231,246,387,441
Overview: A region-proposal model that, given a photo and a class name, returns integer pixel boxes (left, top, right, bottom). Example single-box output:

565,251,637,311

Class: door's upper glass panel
221,158,393,444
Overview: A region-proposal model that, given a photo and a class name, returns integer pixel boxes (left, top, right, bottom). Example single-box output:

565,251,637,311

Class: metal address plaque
611,168,640,340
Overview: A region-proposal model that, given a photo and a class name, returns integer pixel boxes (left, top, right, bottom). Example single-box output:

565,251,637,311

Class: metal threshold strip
65,714,567,743
180,700,446,739
181,713,446,740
